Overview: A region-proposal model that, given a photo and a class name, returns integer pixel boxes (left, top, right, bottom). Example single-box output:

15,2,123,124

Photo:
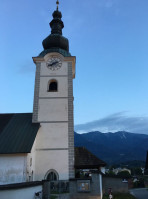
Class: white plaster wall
38,99,68,121
40,62,68,76
0,154,27,185
26,151,35,181
30,139,38,182
0,185,42,199
34,150,69,181
39,76,68,97
26,137,39,182
33,54,70,181
26,153,32,181
35,123,68,149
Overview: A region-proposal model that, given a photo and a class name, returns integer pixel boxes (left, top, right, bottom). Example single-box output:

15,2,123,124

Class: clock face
47,57,62,71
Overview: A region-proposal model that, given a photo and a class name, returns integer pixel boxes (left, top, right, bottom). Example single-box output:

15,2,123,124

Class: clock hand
48,61,59,66
53,61,59,65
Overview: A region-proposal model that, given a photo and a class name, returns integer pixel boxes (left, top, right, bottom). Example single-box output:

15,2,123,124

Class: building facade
0,7,106,199
0,3,75,184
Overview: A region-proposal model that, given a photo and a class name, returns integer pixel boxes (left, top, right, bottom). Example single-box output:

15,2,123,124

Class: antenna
56,0,59,10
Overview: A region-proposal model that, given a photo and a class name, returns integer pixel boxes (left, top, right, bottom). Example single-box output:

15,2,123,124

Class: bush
133,178,145,188
51,196,58,199
117,171,131,179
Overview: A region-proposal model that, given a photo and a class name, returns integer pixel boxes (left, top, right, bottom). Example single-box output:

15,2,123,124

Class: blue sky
1,0,148,134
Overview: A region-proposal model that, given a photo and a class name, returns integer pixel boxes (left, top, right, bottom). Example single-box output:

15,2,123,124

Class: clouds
75,112,148,135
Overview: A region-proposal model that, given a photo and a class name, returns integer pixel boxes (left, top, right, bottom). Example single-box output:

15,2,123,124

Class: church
0,0,75,184
0,1,105,198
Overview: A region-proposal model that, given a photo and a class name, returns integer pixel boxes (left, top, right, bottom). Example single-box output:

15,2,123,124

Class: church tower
32,1,75,180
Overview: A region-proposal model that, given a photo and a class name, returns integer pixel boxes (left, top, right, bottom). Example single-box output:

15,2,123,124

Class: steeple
56,0,59,10
50,6,63,35
41,0,70,57
32,0,76,182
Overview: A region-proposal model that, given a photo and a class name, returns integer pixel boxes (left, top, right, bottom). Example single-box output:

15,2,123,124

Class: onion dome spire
41,0,70,57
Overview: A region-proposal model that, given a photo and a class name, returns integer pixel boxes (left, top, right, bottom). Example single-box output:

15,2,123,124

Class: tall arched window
45,169,59,181
48,80,58,92
47,172,57,181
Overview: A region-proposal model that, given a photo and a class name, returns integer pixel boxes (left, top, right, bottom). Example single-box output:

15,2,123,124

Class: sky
1,0,148,134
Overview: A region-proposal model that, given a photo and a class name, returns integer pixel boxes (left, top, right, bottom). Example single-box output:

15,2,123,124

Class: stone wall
69,173,102,199
103,176,128,194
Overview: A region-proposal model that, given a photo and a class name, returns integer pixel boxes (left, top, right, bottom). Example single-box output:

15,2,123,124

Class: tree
131,168,142,175
117,171,131,179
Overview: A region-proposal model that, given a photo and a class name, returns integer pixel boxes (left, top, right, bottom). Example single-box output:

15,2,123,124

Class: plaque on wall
77,180,90,192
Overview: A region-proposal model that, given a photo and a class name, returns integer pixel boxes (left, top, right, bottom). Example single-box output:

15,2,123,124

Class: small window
48,80,58,92
30,158,32,167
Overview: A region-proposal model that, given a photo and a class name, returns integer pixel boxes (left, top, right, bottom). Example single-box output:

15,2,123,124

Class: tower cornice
32,53,76,78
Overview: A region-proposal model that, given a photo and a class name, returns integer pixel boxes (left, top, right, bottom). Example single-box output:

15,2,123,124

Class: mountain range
74,131,148,166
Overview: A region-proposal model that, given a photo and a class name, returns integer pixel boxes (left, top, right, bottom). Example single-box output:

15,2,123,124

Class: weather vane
56,0,59,10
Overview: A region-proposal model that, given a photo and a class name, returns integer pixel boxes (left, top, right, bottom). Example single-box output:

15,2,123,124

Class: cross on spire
56,0,59,10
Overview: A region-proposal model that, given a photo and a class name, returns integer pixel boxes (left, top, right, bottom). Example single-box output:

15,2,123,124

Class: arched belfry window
48,79,58,92
45,169,59,181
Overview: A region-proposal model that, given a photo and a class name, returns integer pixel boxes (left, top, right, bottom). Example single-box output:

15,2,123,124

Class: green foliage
51,196,58,199
108,170,116,177
131,167,142,175
103,193,136,199
133,178,145,188
51,191,59,194
117,171,131,179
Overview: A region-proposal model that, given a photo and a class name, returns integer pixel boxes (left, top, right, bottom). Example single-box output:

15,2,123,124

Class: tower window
48,80,58,92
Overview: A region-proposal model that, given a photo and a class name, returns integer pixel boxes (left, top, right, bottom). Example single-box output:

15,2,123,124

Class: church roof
0,113,40,154
75,147,106,169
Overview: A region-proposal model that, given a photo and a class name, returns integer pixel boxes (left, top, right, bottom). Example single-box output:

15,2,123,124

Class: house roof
0,113,40,154
75,147,106,169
